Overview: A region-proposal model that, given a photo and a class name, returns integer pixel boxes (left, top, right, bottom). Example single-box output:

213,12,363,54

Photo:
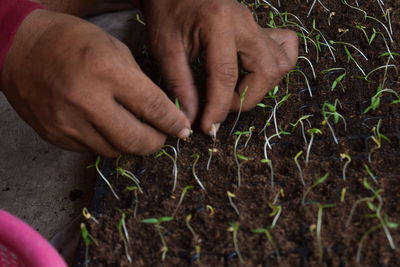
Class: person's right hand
0,9,191,157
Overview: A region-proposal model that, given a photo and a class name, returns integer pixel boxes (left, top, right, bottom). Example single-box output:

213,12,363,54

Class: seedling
290,114,312,145
185,214,201,262
261,158,274,187
116,167,143,194
80,223,98,267
305,128,322,164
233,131,252,187
82,207,99,224
315,203,336,263
321,100,347,144
364,85,399,114
206,204,215,217
361,179,397,249
268,202,282,228
173,185,194,217
302,173,329,205
227,222,244,264
87,155,119,200
227,191,240,216
244,126,255,147
117,211,132,263
368,119,390,163
340,153,351,181
155,145,178,192
298,56,317,79
289,68,313,96
142,216,174,261
125,186,139,218
230,86,249,135
294,151,305,186
206,123,219,170
307,0,330,17
191,153,206,190
251,227,280,262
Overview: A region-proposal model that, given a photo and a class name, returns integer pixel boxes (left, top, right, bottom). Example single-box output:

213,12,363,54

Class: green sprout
352,180,398,263
302,173,329,205
227,191,240,216
355,25,377,45
117,211,132,263
227,222,244,264
142,216,174,261
289,68,313,96
230,86,249,135
80,223,98,267
185,214,201,262
298,56,316,79
251,227,280,262
233,131,252,187
268,202,282,229
363,164,378,183
290,114,312,145
125,186,139,218
294,151,305,186
368,119,390,163
315,203,336,263
321,67,347,91
87,155,119,200
244,126,255,148
321,100,347,144
305,128,322,164
155,145,178,192
191,153,205,190
206,123,219,170
340,153,351,181
261,158,274,187
116,167,143,194
206,204,216,217
173,185,194,217
82,207,99,224
364,85,399,114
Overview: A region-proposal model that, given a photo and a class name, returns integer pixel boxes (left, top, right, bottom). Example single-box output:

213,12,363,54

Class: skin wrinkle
1,0,298,156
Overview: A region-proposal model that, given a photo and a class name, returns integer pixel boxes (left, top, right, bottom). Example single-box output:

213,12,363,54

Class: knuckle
120,132,143,153
212,62,238,87
142,94,168,121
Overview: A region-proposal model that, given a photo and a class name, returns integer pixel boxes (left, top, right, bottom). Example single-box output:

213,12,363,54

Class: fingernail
178,127,192,139
209,123,221,138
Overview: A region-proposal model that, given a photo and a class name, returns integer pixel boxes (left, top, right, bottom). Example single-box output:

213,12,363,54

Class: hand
142,0,298,134
1,10,191,157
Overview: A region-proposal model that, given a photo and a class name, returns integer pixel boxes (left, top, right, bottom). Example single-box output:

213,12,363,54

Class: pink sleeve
0,0,43,72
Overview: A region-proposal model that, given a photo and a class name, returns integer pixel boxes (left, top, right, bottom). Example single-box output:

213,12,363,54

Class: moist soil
79,1,400,266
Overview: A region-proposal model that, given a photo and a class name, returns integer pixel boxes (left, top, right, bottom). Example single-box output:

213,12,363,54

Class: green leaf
251,228,266,234
236,154,249,161
183,185,194,193
159,216,174,223
315,173,329,185
142,218,158,224
261,159,271,164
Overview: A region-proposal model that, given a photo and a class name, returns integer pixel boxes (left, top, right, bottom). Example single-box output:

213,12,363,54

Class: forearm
33,0,140,16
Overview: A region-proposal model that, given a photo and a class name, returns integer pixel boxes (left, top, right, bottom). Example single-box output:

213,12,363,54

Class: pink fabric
0,210,67,267
0,0,43,72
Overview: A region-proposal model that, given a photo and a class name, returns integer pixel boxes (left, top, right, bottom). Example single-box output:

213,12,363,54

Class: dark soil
78,1,400,266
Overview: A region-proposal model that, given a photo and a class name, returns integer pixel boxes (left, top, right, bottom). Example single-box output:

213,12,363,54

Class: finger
90,98,167,156
156,43,199,123
201,31,238,135
264,28,299,67
233,29,294,111
63,121,120,157
113,70,192,139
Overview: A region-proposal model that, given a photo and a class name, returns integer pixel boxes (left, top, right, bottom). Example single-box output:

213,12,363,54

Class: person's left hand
142,0,299,135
